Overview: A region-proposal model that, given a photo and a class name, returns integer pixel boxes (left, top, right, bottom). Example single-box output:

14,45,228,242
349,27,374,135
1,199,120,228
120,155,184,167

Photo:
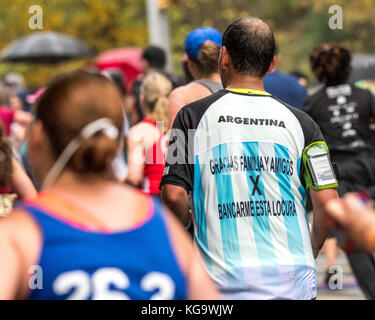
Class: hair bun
196,41,221,77
70,133,118,174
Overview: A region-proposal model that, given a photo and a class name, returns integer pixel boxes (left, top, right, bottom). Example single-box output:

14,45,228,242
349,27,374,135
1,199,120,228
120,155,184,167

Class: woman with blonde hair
126,72,172,196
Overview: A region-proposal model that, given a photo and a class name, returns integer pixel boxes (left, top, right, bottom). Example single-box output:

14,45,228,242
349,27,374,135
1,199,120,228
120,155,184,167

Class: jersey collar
226,88,271,96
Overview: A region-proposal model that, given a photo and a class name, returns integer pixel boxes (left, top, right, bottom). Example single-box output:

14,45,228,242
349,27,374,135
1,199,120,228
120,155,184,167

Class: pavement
316,250,366,300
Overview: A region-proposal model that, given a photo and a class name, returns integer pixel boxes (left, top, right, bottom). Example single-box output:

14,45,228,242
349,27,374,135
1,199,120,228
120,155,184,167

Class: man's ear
219,46,230,70
266,56,277,75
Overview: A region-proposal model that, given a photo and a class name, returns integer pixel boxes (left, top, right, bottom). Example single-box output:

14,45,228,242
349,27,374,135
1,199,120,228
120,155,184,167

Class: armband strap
302,141,338,191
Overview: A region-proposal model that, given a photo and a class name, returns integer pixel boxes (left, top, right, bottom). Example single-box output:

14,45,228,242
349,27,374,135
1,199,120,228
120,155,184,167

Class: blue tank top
19,196,187,300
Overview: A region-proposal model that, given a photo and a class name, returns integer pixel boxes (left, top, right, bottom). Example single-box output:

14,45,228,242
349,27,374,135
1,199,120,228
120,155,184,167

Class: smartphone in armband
306,145,338,188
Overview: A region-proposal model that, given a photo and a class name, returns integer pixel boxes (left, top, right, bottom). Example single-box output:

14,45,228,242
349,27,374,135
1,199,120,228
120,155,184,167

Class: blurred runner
0,71,218,300
168,27,223,128
101,68,130,182
130,46,182,126
327,194,375,254
305,43,375,162
264,48,307,109
126,73,172,196
289,71,309,89
161,17,338,300
304,43,375,299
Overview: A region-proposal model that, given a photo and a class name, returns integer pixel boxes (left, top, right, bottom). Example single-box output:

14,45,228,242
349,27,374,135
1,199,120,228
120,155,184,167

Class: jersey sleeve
303,115,326,147
160,108,194,192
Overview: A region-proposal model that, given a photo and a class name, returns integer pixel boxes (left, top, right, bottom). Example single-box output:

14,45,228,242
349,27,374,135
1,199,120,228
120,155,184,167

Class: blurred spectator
0,121,36,216
264,48,307,109
130,46,182,126
4,72,25,92
101,68,130,181
3,72,33,112
141,46,166,74
140,45,182,88
0,88,32,154
101,68,127,96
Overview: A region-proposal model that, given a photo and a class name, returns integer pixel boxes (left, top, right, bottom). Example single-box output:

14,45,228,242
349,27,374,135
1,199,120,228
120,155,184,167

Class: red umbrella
94,48,143,92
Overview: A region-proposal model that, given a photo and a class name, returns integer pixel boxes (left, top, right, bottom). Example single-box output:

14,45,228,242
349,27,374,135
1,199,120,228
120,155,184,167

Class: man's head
141,46,166,74
184,27,222,79
219,17,276,87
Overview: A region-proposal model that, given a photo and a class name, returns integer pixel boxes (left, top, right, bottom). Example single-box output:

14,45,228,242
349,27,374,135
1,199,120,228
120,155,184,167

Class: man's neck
226,75,265,91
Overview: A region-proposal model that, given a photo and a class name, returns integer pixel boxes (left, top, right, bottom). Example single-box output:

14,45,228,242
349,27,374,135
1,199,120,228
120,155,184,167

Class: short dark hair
289,71,307,80
310,43,351,86
142,46,166,70
222,17,276,78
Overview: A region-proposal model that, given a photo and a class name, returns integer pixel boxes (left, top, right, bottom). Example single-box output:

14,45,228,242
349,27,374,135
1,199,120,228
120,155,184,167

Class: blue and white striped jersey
161,89,331,300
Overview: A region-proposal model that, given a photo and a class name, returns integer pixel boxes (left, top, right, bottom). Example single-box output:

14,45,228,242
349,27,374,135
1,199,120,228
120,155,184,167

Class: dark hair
222,17,276,78
0,121,12,186
102,68,127,96
142,46,166,70
310,43,351,86
35,70,123,174
190,40,221,78
289,71,307,80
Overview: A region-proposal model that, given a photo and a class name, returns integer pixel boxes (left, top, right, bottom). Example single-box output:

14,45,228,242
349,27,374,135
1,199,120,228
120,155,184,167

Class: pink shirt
0,106,15,135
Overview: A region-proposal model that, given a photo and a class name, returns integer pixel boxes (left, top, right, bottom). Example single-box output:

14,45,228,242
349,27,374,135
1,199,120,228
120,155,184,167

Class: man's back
162,89,324,299
304,83,375,153
161,16,337,301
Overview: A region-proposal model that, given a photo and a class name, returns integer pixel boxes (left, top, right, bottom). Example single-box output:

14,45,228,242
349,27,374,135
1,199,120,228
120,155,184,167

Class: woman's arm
0,228,22,299
11,157,37,200
0,209,41,299
125,126,146,187
326,193,375,252
13,110,32,127
165,210,220,300
310,188,338,258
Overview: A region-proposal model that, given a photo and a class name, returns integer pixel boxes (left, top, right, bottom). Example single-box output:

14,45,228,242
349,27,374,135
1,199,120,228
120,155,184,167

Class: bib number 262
53,267,175,300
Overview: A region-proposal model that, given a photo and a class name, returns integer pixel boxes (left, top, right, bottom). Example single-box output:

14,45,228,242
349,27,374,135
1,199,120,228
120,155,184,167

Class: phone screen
307,154,337,186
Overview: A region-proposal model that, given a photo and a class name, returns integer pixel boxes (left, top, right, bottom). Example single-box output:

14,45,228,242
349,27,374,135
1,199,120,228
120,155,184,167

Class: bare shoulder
170,84,190,96
0,208,39,235
128,122,156,139
0,208,42,279
0,209,42,253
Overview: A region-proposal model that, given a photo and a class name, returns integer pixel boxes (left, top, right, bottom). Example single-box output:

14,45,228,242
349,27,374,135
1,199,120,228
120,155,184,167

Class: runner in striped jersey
161,17,339,300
